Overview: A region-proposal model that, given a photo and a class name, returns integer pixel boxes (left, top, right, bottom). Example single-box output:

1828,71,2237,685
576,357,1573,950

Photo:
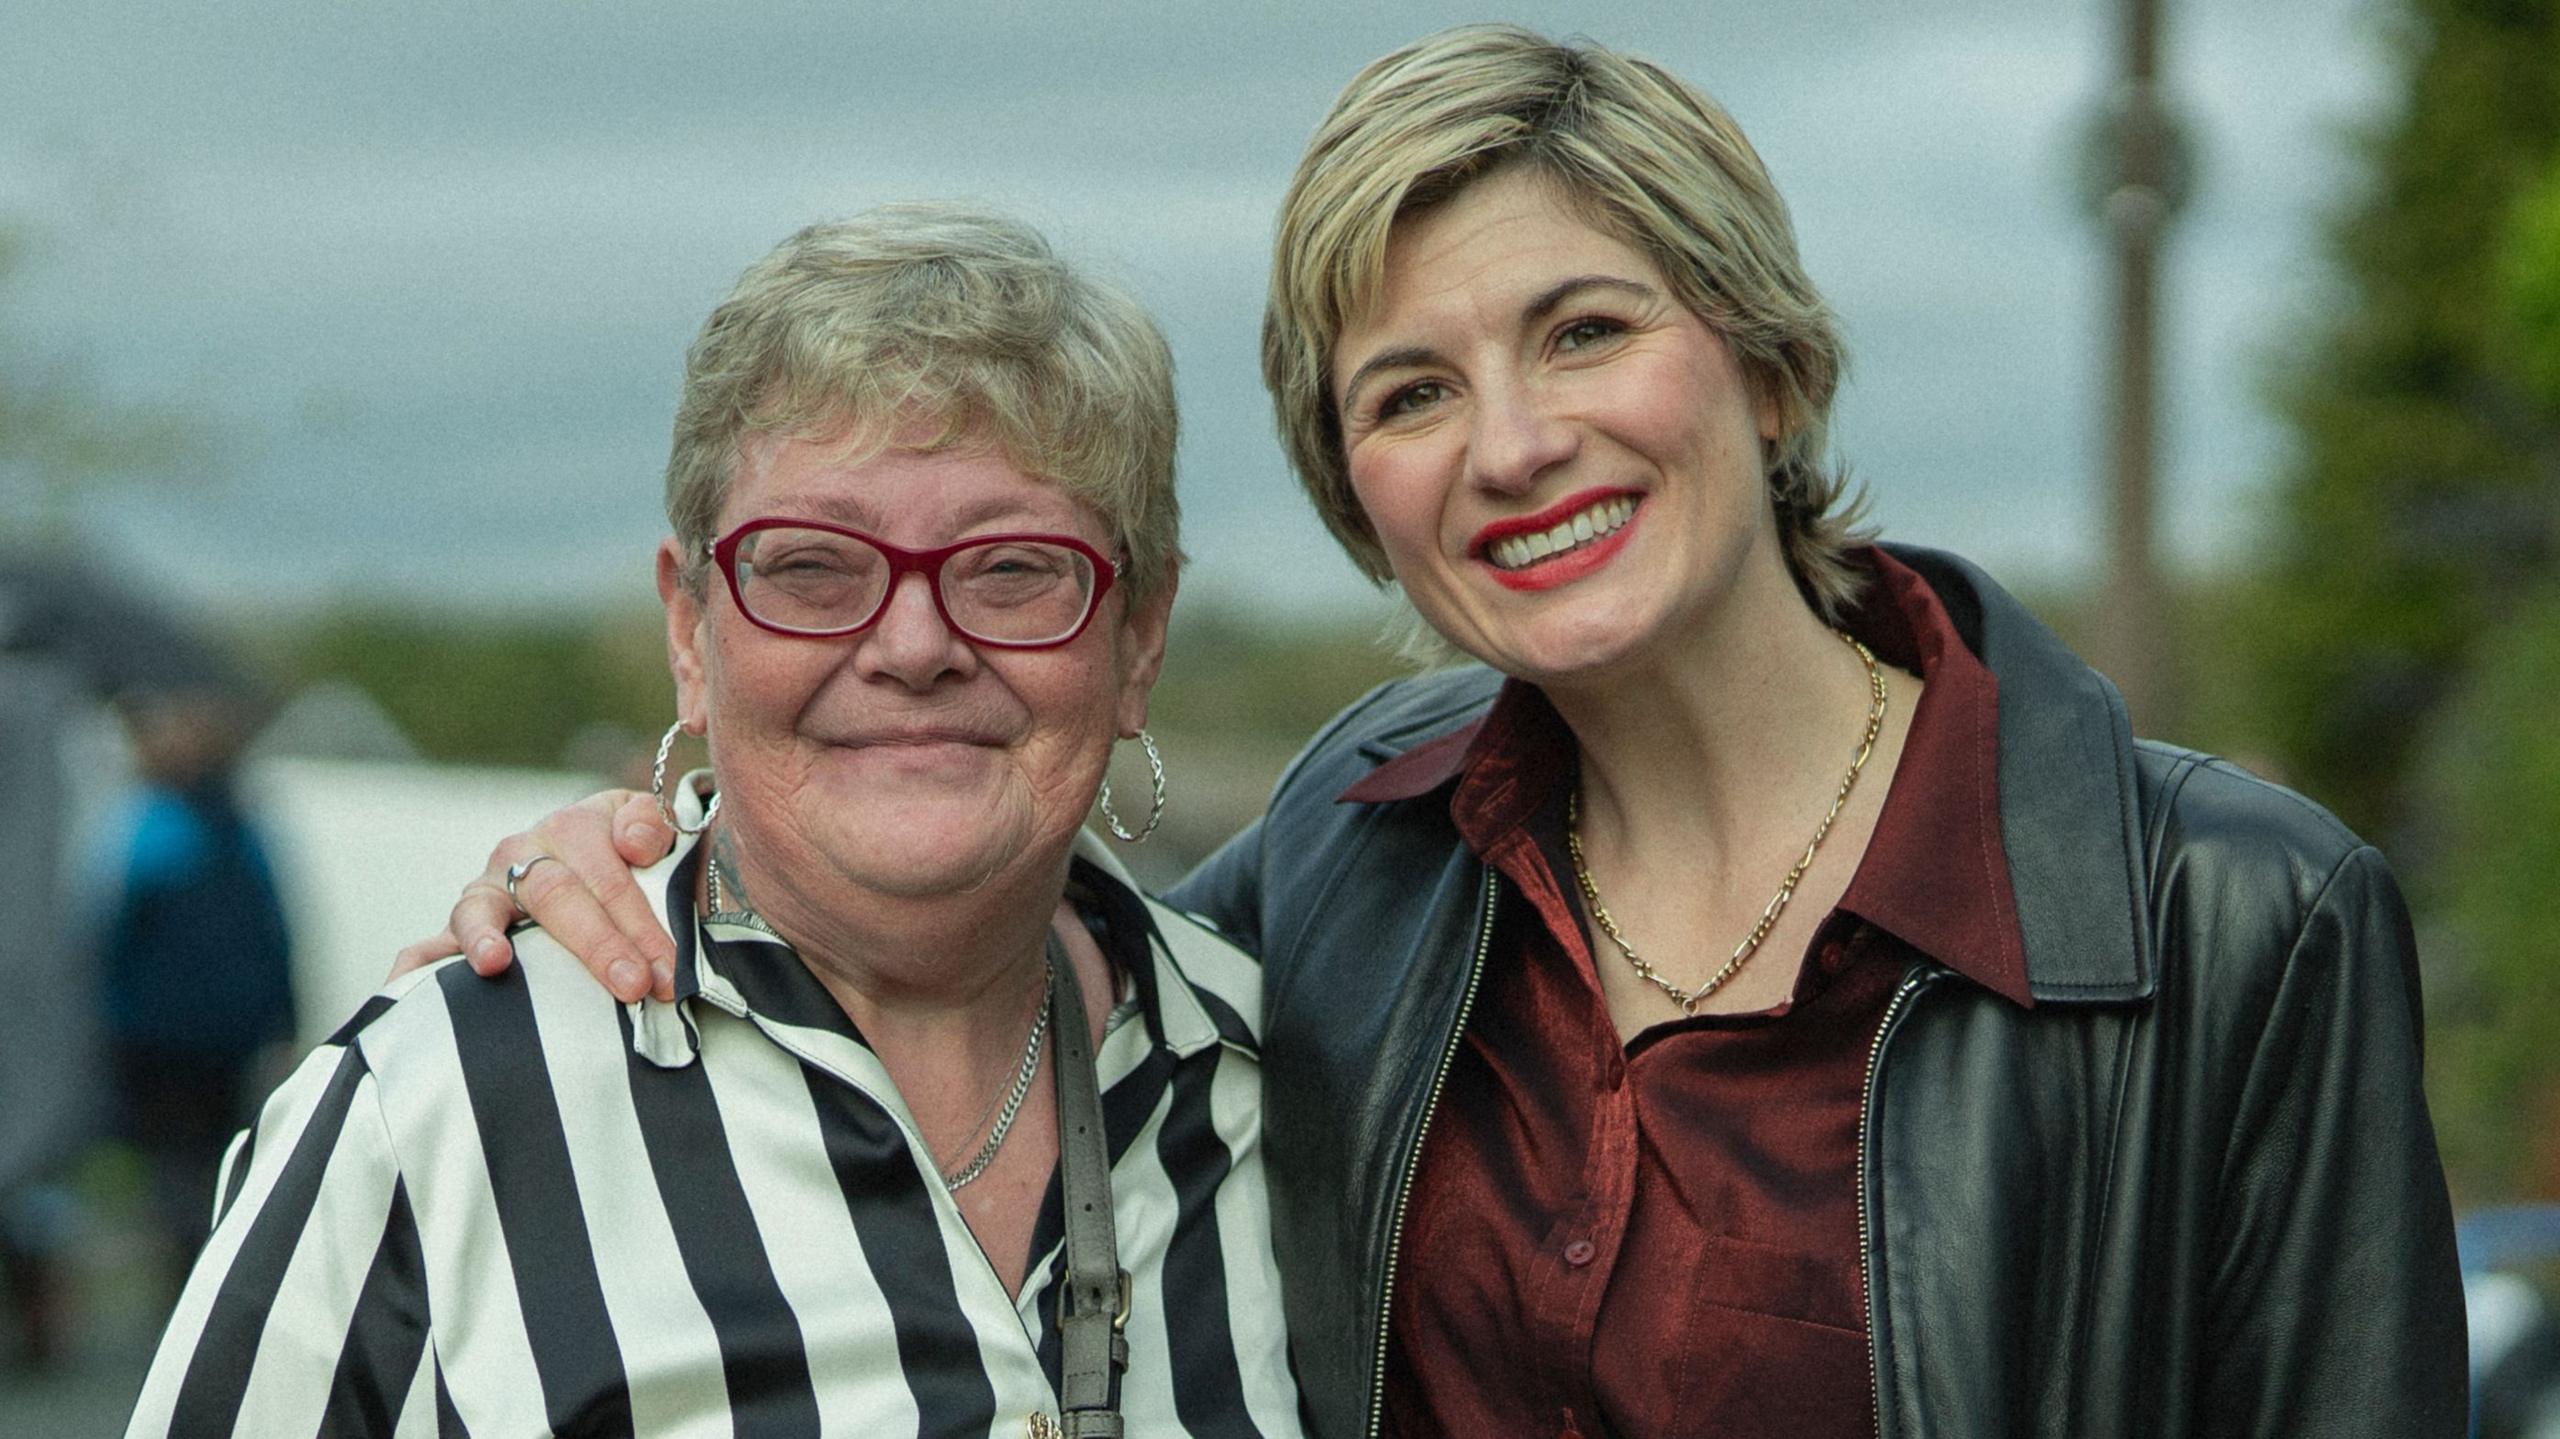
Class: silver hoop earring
1096,730,1166,844
653,721,721,836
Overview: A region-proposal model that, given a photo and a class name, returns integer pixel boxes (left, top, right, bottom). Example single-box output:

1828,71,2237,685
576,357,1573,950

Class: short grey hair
1266,24,1868,620
667,203,1181,602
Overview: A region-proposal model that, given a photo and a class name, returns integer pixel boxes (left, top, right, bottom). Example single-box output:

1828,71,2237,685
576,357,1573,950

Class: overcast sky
4,0,2395,626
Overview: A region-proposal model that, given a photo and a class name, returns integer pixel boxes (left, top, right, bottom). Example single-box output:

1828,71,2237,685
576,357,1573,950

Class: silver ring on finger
504,854,559,909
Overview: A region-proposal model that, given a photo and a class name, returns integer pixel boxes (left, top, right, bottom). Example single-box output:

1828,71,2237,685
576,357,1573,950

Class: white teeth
1487,497,1635,570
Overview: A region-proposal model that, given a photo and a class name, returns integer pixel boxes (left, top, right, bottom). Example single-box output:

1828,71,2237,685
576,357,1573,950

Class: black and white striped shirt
128,833,1301,1438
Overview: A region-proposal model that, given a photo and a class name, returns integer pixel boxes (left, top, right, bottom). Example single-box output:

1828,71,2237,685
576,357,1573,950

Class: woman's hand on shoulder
387,789,679,1003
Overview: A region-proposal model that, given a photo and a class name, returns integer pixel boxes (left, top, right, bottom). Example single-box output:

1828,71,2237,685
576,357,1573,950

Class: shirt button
1564,1239,1597,1266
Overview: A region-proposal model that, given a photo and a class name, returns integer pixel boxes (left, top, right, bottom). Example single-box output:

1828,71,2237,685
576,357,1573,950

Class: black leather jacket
1169,545,2466,1438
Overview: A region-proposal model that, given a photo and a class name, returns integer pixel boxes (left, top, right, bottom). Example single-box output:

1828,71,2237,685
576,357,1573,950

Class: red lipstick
1471,489,1643,592
1469,487,1641,553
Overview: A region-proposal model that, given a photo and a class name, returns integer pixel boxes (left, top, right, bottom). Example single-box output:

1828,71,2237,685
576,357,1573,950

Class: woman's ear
1114,571,1178,739
658,539,712,732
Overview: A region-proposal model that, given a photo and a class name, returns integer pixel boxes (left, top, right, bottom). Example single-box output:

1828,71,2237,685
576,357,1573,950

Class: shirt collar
1331,546,2032,1007
1063,829,1237,1059
1337,717,1483,804
1835,548,2032,1006
623,828,1241,1069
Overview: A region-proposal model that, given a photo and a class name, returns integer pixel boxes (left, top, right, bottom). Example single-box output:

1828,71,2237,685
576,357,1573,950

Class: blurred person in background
0,650,102,1369
98,689,296,1302
127,205,1298,1436
413,25,2464,1437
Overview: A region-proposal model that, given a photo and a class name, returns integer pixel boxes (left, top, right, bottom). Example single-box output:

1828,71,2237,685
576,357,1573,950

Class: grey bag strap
1048,931,1127,1439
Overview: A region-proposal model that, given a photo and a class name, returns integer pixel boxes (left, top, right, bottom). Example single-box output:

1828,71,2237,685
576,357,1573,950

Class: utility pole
2079,0,2193,734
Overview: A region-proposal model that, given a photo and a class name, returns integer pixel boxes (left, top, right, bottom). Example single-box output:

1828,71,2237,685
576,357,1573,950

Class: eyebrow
1337,345,1441,412
1336,273,1663,409
755,490,1057,534
1526,273,1657,320
747,490,888,531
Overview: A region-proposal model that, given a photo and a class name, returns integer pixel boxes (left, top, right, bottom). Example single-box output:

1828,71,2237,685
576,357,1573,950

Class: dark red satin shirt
1344,551,2033,1439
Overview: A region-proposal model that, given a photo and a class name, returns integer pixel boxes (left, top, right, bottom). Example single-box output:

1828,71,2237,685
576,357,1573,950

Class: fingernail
470,936,502,966
625,824,656,847
654,960,677,994
609,960,646,999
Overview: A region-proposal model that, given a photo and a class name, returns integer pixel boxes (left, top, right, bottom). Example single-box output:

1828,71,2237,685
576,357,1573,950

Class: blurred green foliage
2241,0,2560,841
2421,588,2560,1190
278,607,675,769
2504,152,2560,409
1154,606,1407,752
2235,0,2560,1199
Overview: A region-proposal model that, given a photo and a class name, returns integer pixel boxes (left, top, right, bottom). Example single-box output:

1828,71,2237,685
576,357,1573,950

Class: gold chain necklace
1566,630,1887,1015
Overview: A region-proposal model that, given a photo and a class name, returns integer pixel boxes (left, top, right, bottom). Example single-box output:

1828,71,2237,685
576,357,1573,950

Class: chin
1438,597,1667,686
852,849,1018,899
817,795,1049,898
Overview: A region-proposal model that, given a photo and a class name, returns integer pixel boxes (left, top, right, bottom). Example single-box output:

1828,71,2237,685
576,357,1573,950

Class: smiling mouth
1482,495,1638,571
839,734,1002,754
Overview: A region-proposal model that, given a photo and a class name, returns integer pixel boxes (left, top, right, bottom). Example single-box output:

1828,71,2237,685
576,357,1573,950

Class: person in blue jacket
98,690,295,1285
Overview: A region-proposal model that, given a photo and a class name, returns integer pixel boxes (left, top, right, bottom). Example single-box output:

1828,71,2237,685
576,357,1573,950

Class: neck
704,827,1068,1037
1546,561,1873,861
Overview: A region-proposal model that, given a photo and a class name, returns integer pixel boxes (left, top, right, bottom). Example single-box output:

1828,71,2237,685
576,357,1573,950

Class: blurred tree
2246,0,2559,840
2434,149,2560,1199
2505,149,2560,410
2422,586,2560,1196
2241,0,2560,1197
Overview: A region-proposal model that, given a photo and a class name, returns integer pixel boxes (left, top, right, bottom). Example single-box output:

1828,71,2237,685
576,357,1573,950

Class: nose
849,572,976,689
1464,373,1578,497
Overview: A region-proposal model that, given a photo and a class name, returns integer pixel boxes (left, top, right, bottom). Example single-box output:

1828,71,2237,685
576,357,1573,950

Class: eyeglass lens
734,527,1099,644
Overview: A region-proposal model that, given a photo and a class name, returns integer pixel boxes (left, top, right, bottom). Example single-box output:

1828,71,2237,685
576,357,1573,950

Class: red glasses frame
706,517,1120,649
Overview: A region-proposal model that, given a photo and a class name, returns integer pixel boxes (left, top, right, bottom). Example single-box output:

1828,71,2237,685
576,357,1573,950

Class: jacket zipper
1365,866,1500,1439
1858,967,1933,1439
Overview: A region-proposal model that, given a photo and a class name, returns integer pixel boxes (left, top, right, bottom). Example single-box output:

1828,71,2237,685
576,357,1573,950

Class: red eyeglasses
707,518,1119,649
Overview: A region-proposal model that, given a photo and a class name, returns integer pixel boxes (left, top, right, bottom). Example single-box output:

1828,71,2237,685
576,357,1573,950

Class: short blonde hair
668,203,1181,602
1265,25,1867,619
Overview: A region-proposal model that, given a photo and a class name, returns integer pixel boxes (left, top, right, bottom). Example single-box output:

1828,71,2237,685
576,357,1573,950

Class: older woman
418,26,2465,1438
128,206,1300,1438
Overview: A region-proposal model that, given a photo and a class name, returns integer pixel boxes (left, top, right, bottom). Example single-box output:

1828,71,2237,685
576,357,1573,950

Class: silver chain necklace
704,847,1053,1192
940,954,1054,1191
